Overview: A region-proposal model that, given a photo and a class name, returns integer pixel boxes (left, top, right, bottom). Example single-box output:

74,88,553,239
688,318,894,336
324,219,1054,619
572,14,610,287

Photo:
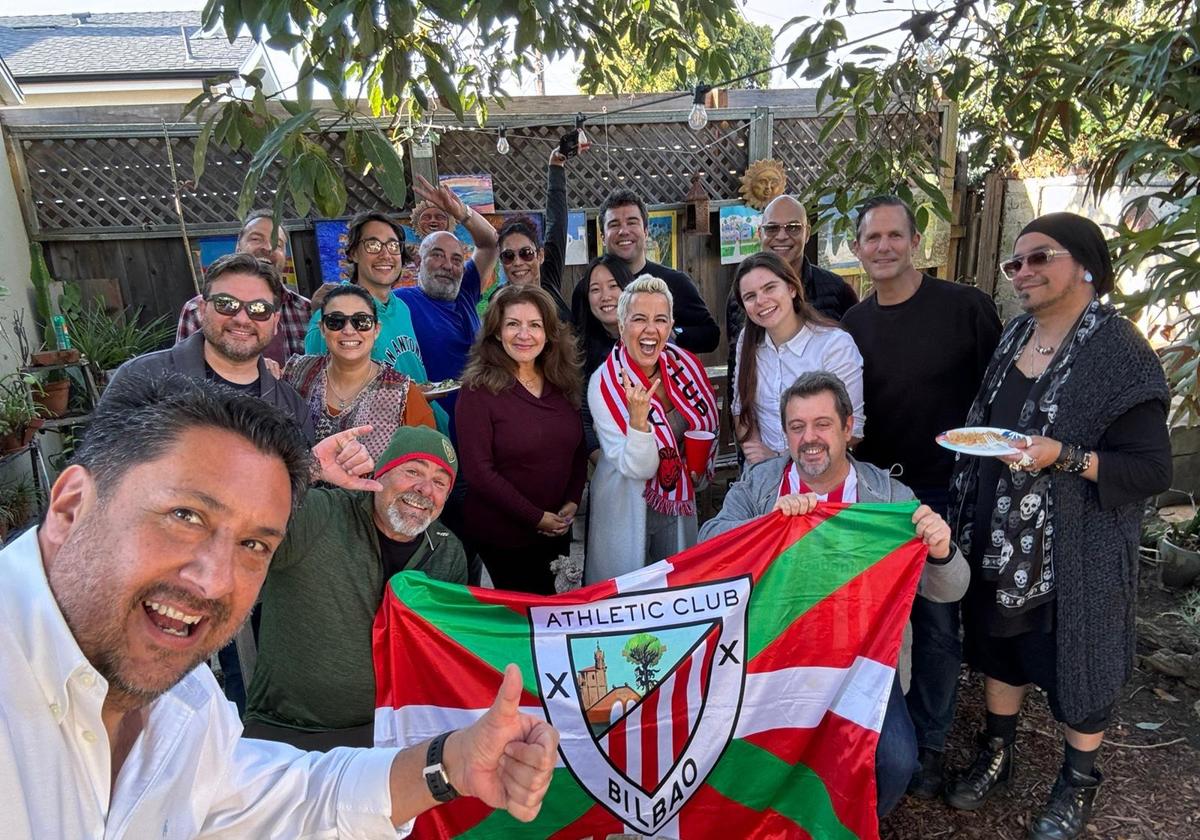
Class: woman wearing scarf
586,276,719,584
945,213,1171,839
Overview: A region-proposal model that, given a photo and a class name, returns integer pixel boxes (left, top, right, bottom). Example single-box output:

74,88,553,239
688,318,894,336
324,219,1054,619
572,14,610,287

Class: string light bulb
688,85,712,131
915,40,949,76
496,126,510,155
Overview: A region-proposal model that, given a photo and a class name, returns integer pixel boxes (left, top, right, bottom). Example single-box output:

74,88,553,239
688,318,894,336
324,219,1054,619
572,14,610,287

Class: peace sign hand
413,173,467,224
621,369,658,433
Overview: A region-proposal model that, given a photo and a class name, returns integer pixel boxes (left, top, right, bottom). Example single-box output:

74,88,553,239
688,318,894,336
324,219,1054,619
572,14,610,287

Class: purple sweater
455,380,588,548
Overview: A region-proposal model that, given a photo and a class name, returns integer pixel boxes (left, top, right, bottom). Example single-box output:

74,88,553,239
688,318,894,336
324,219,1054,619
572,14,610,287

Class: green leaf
193,112,218,185
425,60,463,119
247,108,317,177
360,128,408,207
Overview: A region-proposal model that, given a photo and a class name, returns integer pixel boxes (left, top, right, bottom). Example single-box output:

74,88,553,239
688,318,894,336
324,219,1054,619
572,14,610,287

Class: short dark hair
854,194,918,239
598,189,648,229
497,215,543,250
78,373,312,514
779,371,854,429
345,210,407,280
202,252,284,307
319,283,376,314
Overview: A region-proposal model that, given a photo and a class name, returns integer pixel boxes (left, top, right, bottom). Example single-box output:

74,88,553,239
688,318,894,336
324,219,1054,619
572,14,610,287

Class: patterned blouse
282,355,435,461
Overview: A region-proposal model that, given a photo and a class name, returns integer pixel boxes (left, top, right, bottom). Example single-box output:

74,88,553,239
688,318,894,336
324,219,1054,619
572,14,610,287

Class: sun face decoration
739,159,787,210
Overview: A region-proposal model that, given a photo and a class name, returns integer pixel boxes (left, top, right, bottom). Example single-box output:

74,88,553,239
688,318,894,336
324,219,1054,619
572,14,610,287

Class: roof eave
15,68,240,84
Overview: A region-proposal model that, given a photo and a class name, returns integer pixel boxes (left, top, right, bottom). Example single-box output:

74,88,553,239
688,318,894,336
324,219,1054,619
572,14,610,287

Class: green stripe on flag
708,739,857,840
456,767,595,838
747,502,919,662
389,573,540,694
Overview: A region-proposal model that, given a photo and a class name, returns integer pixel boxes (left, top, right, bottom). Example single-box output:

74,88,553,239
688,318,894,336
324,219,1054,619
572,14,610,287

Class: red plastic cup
683,430,716,475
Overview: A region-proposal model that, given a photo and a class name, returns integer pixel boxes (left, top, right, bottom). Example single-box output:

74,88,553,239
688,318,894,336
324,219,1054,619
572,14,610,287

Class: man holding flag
699,370,968,816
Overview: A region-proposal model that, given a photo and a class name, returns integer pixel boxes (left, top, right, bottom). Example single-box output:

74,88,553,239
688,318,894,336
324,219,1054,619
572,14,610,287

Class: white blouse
731,323,865,454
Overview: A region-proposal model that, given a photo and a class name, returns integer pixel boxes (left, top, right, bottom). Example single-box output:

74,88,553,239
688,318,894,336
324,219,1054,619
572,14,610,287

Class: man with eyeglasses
176,209,311,365
840,194,1002,800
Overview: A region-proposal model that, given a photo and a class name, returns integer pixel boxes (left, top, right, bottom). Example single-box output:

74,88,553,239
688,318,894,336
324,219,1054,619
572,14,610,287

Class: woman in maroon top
456,285,587,594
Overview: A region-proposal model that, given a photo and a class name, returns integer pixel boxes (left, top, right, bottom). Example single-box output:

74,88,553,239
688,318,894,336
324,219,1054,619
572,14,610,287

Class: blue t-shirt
395,261,482,442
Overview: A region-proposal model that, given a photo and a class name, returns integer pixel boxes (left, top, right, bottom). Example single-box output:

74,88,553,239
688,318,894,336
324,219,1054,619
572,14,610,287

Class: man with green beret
244,425,468,749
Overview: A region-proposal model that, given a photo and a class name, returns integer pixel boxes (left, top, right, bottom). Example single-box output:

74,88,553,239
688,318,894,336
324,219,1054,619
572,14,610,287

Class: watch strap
423,731,459,802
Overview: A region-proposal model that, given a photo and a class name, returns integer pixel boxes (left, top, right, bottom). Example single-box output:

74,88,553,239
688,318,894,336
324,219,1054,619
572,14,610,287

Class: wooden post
2,126,41,241
747,106,772,164
974,171,1006,298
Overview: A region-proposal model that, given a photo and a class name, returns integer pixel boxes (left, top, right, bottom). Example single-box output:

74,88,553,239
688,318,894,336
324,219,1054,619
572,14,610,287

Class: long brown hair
462,285,583,406
733,251,837,443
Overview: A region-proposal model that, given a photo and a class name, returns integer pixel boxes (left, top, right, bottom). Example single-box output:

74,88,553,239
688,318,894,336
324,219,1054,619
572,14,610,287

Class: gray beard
419,273,463,301
201,322,268,364
383,492,435,537
794,449,831,479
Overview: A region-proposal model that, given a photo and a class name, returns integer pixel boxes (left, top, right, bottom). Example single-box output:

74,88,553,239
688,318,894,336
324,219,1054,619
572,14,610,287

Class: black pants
478,535,569,595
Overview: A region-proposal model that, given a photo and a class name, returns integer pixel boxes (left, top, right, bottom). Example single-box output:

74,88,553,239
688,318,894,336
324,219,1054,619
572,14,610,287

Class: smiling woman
284,284,435,461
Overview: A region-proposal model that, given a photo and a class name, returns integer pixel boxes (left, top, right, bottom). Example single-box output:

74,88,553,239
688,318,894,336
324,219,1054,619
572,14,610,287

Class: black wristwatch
423,731,460,802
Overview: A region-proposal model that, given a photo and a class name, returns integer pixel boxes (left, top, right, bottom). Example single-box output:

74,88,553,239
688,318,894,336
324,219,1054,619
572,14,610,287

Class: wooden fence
1,97,952,367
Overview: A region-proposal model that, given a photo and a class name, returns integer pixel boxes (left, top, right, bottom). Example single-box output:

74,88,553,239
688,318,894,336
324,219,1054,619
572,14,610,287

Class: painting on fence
719,204,763,265
647,210,677,269
566,211,588,265
438,174,496,214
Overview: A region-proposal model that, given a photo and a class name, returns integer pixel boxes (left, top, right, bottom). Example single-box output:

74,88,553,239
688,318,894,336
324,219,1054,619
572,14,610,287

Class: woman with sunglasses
731,251,864,466
493,148,572,323
285,284,435,461
945,213,1170,838
455,285,587,594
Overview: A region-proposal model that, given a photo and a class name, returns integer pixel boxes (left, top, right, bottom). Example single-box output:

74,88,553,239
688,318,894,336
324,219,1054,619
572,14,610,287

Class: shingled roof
0,11,256,81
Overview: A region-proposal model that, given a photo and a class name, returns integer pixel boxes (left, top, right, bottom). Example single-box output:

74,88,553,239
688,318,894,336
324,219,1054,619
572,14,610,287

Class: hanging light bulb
915,40,949,76
496,126,510,155
688,84,712,131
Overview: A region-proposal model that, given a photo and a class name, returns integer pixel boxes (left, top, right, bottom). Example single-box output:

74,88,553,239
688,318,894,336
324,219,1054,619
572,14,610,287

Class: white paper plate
935,426,1026,456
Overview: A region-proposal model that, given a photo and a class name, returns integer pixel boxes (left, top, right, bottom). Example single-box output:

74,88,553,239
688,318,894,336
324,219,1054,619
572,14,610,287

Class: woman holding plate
586,275,719,584
945,212,1171,839
284,284,435,461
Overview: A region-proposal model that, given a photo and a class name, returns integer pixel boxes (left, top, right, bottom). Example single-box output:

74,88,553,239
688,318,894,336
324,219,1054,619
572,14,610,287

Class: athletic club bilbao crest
530,576,751,834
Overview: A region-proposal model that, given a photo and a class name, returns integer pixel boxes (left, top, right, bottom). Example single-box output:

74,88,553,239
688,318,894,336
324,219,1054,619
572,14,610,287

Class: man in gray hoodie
700,370,968,816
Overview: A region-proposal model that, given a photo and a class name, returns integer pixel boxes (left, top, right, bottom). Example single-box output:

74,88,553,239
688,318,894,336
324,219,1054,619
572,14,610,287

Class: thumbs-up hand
443,664,559,822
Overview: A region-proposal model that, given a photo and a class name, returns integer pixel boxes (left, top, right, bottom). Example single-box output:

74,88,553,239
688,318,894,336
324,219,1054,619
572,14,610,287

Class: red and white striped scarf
777,462,858,503
597,343,719,516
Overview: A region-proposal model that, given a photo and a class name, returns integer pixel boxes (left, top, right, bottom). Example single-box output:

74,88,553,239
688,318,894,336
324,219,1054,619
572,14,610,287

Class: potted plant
0,374,44,453
62,300,174,387
0,477,39,542
1160,508,1200,589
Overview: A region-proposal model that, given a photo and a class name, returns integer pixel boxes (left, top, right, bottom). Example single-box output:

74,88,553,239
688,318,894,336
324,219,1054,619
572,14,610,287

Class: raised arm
413,174,499,278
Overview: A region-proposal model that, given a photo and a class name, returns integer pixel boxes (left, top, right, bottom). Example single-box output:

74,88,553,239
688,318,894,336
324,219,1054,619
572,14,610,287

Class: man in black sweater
594,188,720,354
841,195,1002,799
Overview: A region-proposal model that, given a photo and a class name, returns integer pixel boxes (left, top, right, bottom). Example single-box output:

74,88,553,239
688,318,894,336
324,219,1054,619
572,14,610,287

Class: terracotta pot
29,349,81,366
33,378,70,417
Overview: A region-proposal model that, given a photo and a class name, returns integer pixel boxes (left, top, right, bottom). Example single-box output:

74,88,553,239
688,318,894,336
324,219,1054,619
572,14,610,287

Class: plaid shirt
176,288,311,365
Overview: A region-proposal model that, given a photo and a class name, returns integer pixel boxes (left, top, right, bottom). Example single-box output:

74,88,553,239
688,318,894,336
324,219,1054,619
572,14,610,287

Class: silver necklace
327,364,376,410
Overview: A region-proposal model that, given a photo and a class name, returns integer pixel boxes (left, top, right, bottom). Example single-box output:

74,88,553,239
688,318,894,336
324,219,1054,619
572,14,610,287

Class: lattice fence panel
20,129,413,235
772,111,942,190
435,117,752,209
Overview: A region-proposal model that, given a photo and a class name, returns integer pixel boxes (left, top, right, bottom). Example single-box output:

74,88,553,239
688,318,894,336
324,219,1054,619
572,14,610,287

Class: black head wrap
1017,212,1113,295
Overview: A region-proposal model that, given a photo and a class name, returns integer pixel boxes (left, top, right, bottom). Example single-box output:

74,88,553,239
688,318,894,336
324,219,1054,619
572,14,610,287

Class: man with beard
244,424,468,748
396,176,499,444
699,371,967,818
0,375,558,838
176,209,311,365
114,252,315,442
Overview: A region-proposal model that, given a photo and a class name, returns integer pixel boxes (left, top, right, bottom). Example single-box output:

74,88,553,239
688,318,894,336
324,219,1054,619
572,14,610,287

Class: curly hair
461,285,582,407
732,251,837,444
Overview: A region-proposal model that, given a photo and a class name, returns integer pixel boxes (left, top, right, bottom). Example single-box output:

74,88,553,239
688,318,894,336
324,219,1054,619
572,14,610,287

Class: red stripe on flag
665,508,839,589
372,596,539,709
743,709,883,840
746,539,927,675
670,653,693,760
606,716,626,777
409,795,495,839
544,803,624,840
639,683,660,791
698,626,719,696
677,783,813,840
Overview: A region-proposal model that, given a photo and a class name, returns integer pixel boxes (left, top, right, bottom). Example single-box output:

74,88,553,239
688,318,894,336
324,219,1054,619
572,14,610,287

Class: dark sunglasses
322,312,378,332
360,237,403,255
1000,248,1070,279
204,292,276,321
500,246,539,265
760,222,806,238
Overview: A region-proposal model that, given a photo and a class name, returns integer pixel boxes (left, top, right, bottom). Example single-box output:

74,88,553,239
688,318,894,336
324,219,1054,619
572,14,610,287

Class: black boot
1027,766,1102,840
907,747,945,799
944,734,1014,810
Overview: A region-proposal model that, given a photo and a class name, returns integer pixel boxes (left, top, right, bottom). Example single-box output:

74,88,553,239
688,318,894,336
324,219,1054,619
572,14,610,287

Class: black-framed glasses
360,237,404,255
760,222,806,238
204,293,276,321
1000,248,1070,279
500,246,539,265
322,312,378,332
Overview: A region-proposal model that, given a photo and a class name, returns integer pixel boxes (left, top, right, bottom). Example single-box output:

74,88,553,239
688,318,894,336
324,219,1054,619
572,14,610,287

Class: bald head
418,231,466,300
760,196,810,268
